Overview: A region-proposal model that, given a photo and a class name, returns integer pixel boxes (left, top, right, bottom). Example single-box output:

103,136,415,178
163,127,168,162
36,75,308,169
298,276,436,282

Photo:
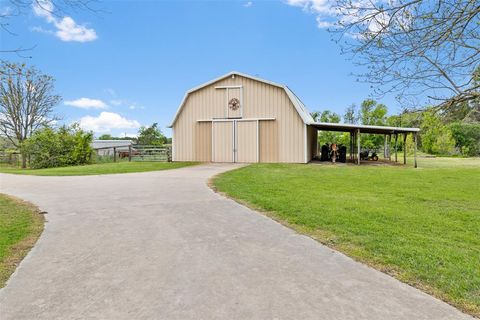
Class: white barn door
212,121,234,163
236,120,258,163
212,120,258,163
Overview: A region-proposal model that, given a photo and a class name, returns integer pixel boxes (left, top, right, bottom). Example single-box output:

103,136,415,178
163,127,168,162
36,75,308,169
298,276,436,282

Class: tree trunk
21,153,27,168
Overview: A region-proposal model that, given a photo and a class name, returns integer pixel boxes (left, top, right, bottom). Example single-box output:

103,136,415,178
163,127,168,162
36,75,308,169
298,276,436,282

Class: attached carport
309,122,421,168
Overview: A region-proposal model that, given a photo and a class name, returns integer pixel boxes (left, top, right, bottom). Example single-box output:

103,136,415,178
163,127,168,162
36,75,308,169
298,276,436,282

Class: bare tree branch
329,0,480,109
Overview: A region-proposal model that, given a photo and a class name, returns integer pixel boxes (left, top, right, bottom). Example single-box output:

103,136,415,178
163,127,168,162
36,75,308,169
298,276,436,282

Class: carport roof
309,122,420,134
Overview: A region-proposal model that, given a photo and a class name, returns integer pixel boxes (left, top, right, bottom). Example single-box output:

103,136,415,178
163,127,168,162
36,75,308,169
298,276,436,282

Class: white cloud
79,112,141,132
287,0,330,12
286,0,336,28
285,0,392,33
32,0,97,42
243,1,253,7
65,98,108,109
31,26,54,35
316,17,334,28
109,99,145,110
128,104,145,110
109,99,124,106
54,16,97,42
33,0,54,22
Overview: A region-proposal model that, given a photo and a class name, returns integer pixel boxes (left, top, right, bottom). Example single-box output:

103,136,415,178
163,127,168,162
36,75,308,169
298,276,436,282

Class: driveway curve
0,164,471,319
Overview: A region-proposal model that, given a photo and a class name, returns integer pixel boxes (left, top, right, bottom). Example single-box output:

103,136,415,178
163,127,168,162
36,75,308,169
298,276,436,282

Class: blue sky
1,0,399,137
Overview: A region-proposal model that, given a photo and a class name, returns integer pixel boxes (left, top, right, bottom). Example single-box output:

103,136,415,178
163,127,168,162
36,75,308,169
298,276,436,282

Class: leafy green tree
358,99,388,150
359,99,387,126
316,110,344,146
386,111,423,152
442,102,476,123
449,122,480,156
69,124,94,165
97,134,137,141
137,123,167,145
23,124,93,168
98,134,114,140
387,110,423,129
319,111,341,123
310,111,321,122
344,104,358,124
421,111,456,155
387,114,401,127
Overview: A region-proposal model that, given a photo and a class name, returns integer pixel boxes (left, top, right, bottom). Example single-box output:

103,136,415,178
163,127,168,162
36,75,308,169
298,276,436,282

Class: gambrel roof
168,71,315,127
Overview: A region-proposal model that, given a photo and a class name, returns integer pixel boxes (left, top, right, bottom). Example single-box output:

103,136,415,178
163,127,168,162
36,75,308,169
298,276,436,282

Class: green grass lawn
212,157,480,316
0,194,44,287
0,161,198,176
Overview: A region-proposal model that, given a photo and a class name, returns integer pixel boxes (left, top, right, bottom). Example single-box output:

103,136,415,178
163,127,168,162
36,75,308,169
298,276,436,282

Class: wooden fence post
388,134,391,161
394,133,398,162
384,134,387,159
357,129,361,165
403,133,407,165
350,131,354,162
113,147,117,162
414,132,418,168
128,145,132,162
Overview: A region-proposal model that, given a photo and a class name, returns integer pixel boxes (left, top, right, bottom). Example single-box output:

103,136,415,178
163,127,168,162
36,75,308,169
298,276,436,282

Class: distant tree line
97,123,171,145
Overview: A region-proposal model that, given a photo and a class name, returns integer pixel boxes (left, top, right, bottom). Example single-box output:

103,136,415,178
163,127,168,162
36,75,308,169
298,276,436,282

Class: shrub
23,124,93,168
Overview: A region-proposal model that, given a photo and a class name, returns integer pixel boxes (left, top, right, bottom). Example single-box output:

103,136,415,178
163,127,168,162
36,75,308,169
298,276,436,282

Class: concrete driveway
0,164,471,319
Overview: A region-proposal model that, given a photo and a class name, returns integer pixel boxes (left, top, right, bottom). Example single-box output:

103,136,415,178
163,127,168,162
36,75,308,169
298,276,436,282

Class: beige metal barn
169,71,317,163
169,71,420,166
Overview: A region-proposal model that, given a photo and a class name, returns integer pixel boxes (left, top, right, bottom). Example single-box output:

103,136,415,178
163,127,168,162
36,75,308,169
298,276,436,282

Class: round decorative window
228,98,240,111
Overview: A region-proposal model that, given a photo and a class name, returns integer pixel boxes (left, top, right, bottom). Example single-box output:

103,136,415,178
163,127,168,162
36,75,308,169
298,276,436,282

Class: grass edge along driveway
0,194,44,287
212,160,480,317
0,161,198,176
